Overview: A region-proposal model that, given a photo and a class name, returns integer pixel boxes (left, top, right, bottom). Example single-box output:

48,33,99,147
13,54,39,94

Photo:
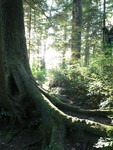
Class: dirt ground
0,97,112,150
0,127,87,150
0,127,42,150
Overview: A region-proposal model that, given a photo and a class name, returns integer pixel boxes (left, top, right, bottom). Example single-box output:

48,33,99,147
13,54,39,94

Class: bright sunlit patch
45,48,62,69
111,16,113,24
47,36,54,45
93,137,113,148
47,0,52,6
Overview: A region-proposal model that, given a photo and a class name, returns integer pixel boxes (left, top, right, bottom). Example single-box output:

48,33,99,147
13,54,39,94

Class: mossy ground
0,97,113,150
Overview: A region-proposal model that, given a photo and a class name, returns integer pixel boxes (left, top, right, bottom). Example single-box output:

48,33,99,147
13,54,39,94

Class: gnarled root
4,66,113,149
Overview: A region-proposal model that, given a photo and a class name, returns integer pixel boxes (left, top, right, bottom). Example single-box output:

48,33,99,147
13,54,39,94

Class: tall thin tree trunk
34,9,36,31
62,50,66,69
28,4,31,61
62,27,67,69
93,44,96,56
71,0,82,60
36,35,42,70
85,41,89,66
103,0,106,51
41,41,46,70
85,24,90,66
103,0,112,58
1,1,113,149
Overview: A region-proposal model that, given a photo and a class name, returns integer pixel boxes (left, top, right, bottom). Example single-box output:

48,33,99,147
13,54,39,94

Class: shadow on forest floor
0,95,112,150
0,126,112,150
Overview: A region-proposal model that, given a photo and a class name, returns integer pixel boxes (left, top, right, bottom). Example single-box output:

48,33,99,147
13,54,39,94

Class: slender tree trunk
41,40,46,70
71,0,82,60
0,1,113,149
28,3,31,61
85,41,89,66
93,44,96,56
36,36,42,70
33,9,36,31
103,0,106,49
103,0,112,59
85,24,90,66
62,27,67,69
41,29,47,70
62,50,66,69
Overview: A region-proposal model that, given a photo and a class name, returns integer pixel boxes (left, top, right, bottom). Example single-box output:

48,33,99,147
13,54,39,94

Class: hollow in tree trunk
1,0,113,149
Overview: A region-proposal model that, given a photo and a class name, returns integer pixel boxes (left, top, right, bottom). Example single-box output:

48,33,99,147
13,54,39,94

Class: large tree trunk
0,4,11,108
1,0,113,149
1,0,32,96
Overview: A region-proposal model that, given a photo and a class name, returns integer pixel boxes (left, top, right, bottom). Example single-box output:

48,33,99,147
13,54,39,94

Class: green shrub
48,60,113,109
31,58,46,85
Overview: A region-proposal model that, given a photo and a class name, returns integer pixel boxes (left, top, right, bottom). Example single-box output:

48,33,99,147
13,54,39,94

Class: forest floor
0,127,42,150
0,94,112,150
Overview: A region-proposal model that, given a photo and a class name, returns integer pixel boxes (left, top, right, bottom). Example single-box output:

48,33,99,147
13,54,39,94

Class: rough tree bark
85,23,90,66
71,0,82,60
0,0,113,149
103,0,106,52
62,27,67,69
0,3,11,108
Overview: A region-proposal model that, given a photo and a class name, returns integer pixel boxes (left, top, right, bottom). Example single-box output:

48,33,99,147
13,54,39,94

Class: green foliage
24,0,113,110
48,63,90,107
31,58,46,85
93,137,113,149
48,57,113,109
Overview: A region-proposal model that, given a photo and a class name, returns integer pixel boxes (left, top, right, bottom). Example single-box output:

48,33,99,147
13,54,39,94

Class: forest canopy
0,0,113,149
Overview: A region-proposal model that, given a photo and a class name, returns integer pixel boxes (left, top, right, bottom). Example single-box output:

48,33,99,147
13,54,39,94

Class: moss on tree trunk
0,0,113,149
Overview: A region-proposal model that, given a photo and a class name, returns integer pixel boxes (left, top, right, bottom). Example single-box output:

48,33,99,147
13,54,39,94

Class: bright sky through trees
25,0,113,70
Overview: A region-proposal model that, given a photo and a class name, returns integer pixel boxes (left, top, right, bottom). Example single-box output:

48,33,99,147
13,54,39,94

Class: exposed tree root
50,122,65,150
2,0,113,148
4,66,113,149
38,86,113,118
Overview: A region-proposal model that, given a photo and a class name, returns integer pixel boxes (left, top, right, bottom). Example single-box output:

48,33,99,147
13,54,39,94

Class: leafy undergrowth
47,60,113,110
1,61,112,149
